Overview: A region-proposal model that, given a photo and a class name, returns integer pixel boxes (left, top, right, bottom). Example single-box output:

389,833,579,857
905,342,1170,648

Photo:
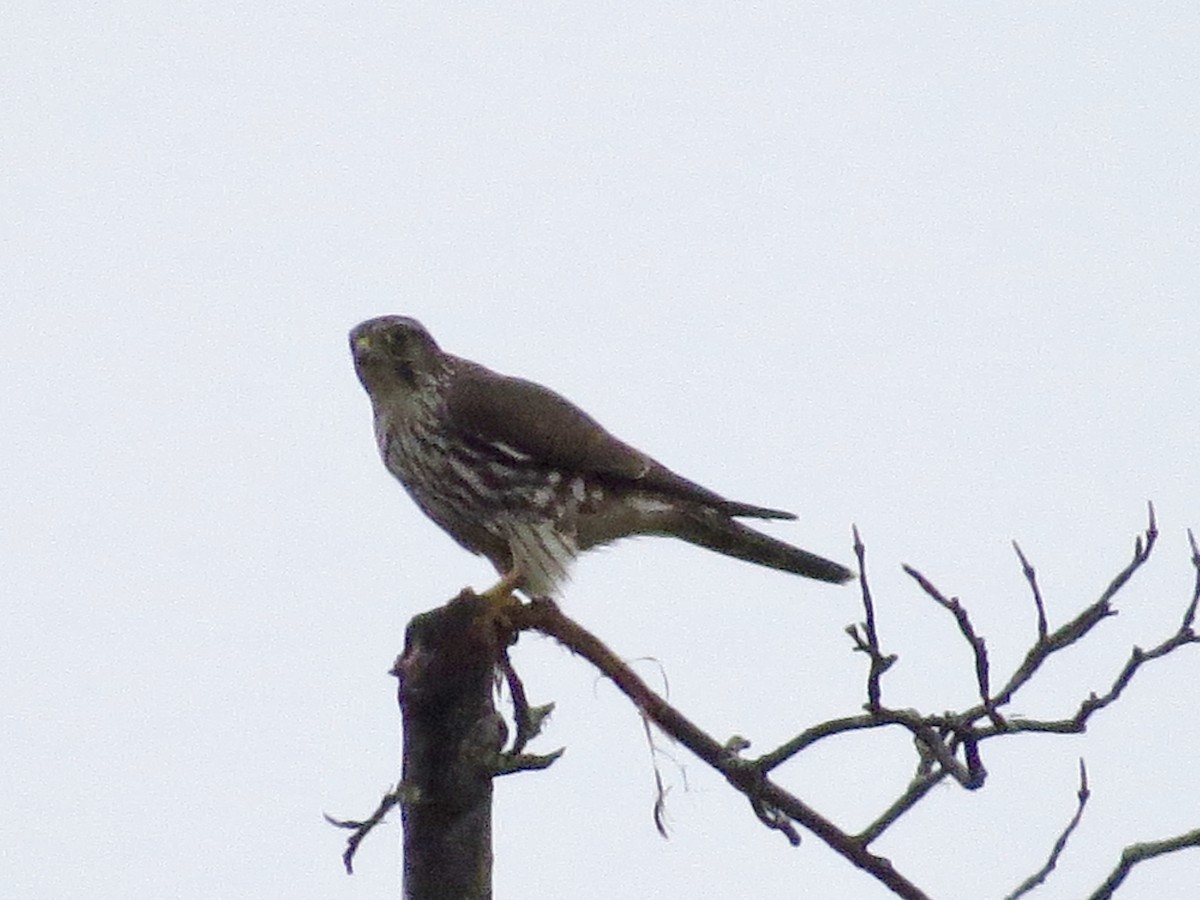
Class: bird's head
349,316,444,398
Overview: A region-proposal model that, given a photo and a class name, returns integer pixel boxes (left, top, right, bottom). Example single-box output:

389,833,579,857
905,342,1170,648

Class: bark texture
394,591,504,900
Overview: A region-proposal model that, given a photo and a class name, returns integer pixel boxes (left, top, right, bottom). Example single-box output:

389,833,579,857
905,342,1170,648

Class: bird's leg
474,566,528,646
478,565,525,612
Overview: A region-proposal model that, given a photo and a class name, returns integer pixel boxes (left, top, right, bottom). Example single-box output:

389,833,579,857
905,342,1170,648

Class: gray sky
4,4,1198,898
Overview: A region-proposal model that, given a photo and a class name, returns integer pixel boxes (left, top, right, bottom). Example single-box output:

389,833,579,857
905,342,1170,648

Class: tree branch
849,525,895,711
903,563,1004,730
1089,828,1200,900
1005,760,1090,899
990,504,1158,713
1012,540,1048,642
507,599,932,900
335,508,1199,898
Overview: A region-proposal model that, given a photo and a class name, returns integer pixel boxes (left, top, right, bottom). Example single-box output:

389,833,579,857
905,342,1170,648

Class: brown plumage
350,315,852,597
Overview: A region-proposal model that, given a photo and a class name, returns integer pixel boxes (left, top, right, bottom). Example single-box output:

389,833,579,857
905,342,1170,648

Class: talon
477,566,526,628
481,565,524,602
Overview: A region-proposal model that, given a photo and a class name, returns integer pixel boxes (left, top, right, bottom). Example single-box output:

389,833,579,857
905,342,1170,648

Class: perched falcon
350,316,852,598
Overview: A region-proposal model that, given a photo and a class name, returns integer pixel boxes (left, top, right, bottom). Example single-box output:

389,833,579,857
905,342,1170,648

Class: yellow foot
477,566,526,621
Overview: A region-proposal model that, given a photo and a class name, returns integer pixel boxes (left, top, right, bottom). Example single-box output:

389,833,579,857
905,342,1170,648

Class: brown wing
444,360,795,520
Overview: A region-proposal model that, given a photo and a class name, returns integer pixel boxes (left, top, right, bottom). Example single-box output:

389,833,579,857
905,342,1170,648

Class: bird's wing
445,361,795,520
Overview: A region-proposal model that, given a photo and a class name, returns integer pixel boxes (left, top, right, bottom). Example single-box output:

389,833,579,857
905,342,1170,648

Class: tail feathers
679,510,853,584
718,499,797,520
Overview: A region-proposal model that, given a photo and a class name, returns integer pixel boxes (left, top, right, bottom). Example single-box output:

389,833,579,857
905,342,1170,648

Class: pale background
4,4,1198,898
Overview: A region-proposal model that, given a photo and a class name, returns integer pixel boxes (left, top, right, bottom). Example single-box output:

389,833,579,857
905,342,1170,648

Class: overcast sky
4,4,1199,899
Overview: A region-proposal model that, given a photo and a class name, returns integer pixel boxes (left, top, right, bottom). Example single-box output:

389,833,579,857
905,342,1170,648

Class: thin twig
1006,760,1090,899
977,505,1159,717
1088,828,1200,900
851,525,894,711
508,599,932,900
856,769,947,846
828,509,1194,863
500,648,555,755
980,597,1200,739
1013,540,1048,641
903,565,1003,729
756,714,886,772
324,787,404,874
1182,528,1200,630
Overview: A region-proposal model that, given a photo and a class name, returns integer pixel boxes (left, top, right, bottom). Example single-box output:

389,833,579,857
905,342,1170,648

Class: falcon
350,316,852,598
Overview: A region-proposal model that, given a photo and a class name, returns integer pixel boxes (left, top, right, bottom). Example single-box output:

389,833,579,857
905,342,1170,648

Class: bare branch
342,508,1199,897
1088,828,1200,900
324,787,404,875
803,509,1195,871
1183,527,1200,631
903,565,1003,729
1097,501,1159,607
982,577,1200,739
499,649,555,755
491,747,565,775
856,769,947,846
756,714,885,772
851,525,895,711
978,506,1159,716
1005,760,1090,899
508,599,933,900
1012,540,1048,641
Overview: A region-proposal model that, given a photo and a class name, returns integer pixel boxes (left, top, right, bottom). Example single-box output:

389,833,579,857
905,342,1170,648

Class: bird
350,315,852,599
